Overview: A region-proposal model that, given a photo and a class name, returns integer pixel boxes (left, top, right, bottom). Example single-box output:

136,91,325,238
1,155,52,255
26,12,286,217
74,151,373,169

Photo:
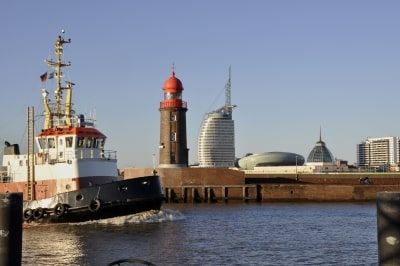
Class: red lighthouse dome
163,71,183,93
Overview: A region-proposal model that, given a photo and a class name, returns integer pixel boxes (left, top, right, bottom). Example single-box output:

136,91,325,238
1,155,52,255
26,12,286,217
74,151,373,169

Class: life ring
23,208,33,221
33,207,44,220
88,199,101,212
54,203,66,217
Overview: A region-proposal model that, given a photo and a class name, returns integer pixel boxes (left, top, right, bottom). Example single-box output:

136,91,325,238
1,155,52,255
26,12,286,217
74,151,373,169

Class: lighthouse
159,68,189,168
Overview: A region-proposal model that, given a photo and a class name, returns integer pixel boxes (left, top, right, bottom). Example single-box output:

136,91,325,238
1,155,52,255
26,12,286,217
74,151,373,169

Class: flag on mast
40,72,47,82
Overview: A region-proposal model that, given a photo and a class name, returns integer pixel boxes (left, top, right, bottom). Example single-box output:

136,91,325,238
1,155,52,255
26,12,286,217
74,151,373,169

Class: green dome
307,139,334,163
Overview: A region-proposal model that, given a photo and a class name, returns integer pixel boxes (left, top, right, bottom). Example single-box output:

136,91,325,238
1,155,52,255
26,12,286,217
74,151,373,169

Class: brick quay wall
122,167,400,203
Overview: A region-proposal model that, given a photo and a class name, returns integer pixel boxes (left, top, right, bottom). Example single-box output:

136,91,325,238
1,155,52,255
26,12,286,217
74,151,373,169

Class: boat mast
43,31,73,129
27,106,35,200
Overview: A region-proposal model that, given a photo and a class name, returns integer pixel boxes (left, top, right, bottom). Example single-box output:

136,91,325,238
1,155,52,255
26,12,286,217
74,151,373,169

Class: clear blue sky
1,1,400,168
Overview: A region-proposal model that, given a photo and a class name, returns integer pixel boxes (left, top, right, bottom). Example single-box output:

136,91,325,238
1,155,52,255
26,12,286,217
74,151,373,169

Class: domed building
238,130,348,173
306,130,335,165
238,152,305,170
307,136,335,164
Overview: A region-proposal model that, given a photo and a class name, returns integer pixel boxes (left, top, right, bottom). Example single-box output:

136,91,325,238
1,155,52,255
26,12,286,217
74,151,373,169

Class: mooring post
223,187,228,203
0,192,23,266
203,187,208,203
164,188,169,203
377,192,400,265
242,186,247,202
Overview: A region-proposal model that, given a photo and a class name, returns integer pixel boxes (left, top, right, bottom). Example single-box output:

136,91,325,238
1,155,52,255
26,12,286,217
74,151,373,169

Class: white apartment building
357,137,400,170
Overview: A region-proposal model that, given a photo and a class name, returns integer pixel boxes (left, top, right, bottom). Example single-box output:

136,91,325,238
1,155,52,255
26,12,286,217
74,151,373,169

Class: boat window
48,138,55,148
93,138,98,149
77,137,85,148
86,138,93,148
66,137,73,148
59,138,63,146
38,138,47,149
99,138,105,149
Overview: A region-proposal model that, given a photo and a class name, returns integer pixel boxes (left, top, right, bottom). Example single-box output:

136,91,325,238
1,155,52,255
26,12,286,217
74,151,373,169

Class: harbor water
23,203,377,265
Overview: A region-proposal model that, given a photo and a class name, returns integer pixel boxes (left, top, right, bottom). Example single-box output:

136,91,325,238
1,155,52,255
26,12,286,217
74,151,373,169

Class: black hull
23,175,164,224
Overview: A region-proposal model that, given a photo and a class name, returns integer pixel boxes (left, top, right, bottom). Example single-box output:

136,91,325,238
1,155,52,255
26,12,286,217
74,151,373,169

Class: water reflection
22,204,378,265
23,224,85,265
22,209,184,265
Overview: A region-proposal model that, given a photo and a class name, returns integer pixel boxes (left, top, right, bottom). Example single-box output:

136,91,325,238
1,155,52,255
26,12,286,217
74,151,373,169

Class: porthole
76,194,84,201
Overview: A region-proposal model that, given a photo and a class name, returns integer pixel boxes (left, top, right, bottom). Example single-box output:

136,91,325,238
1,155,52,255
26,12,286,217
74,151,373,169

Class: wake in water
73,208,185,226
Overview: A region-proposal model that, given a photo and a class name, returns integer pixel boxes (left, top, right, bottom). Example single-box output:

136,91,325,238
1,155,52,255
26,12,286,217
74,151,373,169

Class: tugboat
0,32,163,223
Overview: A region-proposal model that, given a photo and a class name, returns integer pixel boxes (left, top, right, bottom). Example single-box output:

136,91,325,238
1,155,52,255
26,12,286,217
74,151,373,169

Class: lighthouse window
66,137,73,148
48,138,55,148
170,113,177,121
170,132,176,142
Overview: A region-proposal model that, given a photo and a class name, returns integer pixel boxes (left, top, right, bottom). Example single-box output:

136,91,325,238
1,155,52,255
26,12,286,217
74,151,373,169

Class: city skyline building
357,137,400,170
197,68,236,167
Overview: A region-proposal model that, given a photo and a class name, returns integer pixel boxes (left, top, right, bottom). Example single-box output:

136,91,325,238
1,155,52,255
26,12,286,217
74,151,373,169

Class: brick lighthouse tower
159,68,188,168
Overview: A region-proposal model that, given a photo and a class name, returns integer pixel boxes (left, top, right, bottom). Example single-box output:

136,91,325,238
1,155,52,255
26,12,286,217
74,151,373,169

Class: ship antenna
45,31,72,128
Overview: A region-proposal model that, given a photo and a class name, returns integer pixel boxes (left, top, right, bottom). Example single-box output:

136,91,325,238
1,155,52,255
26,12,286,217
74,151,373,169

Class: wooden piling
0,193,23,266
377,192,400,265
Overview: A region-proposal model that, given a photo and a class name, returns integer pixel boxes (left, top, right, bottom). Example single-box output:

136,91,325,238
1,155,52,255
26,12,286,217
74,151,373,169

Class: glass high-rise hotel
198,68,236,168
198,109,235,167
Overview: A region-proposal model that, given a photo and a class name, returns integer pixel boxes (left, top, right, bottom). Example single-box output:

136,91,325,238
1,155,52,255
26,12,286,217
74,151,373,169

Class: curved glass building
198,108,235,167
198,68,236,167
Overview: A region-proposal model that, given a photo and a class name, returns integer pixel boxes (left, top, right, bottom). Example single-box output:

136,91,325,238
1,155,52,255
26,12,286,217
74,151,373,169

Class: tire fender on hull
88,199,101,212
23,208,33,221
54,203,67,217
33,207,44,220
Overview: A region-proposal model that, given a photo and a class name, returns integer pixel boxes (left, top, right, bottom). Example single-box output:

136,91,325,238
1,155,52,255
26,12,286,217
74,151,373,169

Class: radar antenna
43,31,74,129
